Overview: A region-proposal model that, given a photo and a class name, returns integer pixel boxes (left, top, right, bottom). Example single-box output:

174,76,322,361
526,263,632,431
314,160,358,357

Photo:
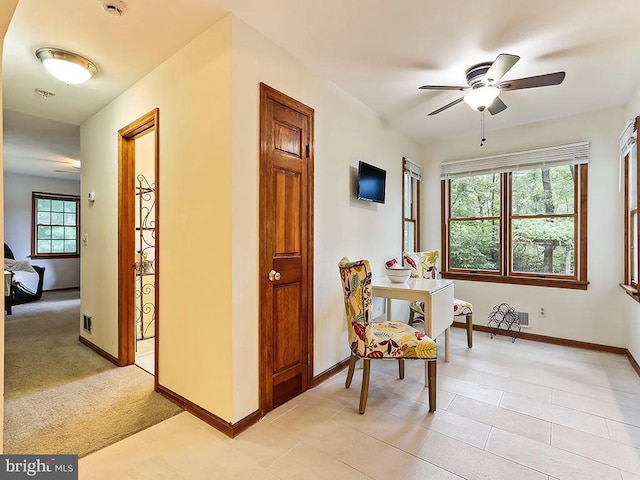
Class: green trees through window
32,192,80,258
511,166,576,275
443,163,587,289
450,173,500,271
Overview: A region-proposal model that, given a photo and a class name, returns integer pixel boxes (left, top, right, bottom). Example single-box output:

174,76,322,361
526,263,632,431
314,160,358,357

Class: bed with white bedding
4,243,46,315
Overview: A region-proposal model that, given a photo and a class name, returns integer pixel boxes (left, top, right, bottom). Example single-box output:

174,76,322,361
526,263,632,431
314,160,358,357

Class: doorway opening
133,130,156,374
118,108,159,383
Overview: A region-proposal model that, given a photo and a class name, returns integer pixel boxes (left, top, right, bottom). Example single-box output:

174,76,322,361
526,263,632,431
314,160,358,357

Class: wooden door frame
258,83,314,415
117,108,160,386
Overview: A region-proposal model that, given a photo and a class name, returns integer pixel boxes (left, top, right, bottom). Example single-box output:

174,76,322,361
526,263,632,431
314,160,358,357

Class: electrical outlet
83,314,92,332
538,307,546,317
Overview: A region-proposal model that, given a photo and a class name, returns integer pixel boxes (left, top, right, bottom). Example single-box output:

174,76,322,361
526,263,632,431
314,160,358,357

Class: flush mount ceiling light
35,48,98,85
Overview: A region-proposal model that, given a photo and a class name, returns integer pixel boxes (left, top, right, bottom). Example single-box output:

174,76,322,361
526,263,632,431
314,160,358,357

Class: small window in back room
403,157,422,253
32,192,80,258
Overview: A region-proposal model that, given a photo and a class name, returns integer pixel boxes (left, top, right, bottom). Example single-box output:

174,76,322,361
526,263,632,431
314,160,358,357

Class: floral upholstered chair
338,257,437,413
403,250,474,348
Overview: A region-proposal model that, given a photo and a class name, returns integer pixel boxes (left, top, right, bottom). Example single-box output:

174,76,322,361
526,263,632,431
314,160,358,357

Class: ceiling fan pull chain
480,110,486,147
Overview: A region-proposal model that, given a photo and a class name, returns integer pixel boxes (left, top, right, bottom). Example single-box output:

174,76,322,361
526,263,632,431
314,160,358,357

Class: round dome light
36,48,98,85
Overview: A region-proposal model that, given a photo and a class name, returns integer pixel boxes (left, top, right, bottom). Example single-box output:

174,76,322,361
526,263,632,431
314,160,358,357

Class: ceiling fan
419,53,565,116
54,163,81,174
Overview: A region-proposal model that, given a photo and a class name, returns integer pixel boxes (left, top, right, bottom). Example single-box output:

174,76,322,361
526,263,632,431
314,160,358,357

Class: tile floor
80,328,640,479
135,338,155,375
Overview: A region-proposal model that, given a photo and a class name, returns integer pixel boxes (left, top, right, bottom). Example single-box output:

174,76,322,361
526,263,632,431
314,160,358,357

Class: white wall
422,107,626,347
3,172,80,290
624,86,640,362
230,17,420,421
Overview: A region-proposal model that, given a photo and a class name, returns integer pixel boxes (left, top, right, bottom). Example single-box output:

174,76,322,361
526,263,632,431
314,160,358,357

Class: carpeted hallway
4,290,183,457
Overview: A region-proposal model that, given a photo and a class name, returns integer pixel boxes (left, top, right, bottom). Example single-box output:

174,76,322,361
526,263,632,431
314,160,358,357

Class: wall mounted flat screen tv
357,161,386,204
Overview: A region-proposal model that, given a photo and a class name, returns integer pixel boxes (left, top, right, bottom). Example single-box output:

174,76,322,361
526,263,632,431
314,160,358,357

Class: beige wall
230,17,420,421
422,107,627,347
1,0,22,452
81,15,234,419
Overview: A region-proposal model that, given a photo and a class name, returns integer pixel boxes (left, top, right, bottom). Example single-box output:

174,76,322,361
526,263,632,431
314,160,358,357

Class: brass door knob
268,270,281,281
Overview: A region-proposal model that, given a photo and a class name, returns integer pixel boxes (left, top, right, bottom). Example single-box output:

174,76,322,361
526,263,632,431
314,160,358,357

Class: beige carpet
4,290,183,457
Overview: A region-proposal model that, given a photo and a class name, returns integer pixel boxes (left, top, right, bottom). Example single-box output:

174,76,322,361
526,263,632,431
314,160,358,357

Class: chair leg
359,358,371,414
424,361,428,386
427,360,437,412
466,314,473,348
398,359,405,379
408,308,415,326
345,354,357,388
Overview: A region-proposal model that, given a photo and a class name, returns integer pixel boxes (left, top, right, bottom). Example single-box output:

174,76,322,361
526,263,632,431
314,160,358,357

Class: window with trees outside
32,192,80,259
403,157,421,253
622,117,639,297
441,142,589,290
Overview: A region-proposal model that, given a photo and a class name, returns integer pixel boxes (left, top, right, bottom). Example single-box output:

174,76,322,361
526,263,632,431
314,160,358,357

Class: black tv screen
357,161,386,204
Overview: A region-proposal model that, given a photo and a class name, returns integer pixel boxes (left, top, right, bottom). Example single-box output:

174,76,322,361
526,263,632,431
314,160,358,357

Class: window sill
31,254,80,260
442,271,588,290
620,283,640,302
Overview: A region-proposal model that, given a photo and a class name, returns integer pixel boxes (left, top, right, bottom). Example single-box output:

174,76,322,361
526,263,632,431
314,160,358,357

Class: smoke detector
99,0,126,17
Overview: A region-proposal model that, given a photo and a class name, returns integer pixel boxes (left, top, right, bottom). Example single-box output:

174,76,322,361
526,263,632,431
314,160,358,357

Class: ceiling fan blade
483,53,520,84
488,97,507,115
499,71,566,91
419,85,468,91
428,96,465,116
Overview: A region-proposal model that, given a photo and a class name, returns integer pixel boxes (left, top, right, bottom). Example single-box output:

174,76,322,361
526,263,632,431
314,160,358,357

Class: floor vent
515,311,530,328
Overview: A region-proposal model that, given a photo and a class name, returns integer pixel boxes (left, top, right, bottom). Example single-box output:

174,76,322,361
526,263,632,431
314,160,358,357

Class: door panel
274,169,301,255
259,84,314,414
273,283,301,372
274,121,302,156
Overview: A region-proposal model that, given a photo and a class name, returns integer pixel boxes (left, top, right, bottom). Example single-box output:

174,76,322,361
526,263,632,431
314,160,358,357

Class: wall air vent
515,311,530,328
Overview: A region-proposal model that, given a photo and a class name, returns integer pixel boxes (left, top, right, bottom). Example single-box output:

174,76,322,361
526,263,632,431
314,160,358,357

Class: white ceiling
4,0,640,178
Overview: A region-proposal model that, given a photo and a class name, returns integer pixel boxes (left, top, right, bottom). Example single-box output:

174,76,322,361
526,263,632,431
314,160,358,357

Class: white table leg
444,327,450,363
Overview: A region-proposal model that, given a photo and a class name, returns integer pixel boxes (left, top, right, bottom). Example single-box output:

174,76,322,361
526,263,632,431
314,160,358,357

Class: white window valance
440,142,590,180
619,118,638,192
620,119,637,158
403,157,422,179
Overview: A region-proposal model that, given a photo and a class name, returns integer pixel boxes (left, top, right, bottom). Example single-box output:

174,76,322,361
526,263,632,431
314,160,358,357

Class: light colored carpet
4,290,183,457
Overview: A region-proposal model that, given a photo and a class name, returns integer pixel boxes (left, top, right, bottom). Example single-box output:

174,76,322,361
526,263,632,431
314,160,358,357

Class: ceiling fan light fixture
35,48,98,85
464,86,500,111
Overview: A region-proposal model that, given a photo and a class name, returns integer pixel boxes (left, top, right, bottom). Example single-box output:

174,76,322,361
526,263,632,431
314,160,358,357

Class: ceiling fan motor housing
466,62,492,87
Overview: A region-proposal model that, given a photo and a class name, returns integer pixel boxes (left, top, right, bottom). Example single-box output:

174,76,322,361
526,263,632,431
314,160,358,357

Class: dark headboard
4,243,15,260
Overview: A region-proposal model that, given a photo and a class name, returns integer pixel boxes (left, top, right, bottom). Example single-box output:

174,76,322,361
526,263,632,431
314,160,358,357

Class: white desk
371,277,454,362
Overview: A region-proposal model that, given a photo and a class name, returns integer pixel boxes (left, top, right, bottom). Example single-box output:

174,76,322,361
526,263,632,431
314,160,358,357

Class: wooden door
259,83,314,414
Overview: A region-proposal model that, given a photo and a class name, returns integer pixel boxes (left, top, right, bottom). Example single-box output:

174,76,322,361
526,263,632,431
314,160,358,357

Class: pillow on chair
403,250,439,279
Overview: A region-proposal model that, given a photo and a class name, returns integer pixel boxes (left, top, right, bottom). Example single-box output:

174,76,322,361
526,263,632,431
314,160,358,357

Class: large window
32,192,80,258
441,143,588,290
402,157,421,253
623,117,639,294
